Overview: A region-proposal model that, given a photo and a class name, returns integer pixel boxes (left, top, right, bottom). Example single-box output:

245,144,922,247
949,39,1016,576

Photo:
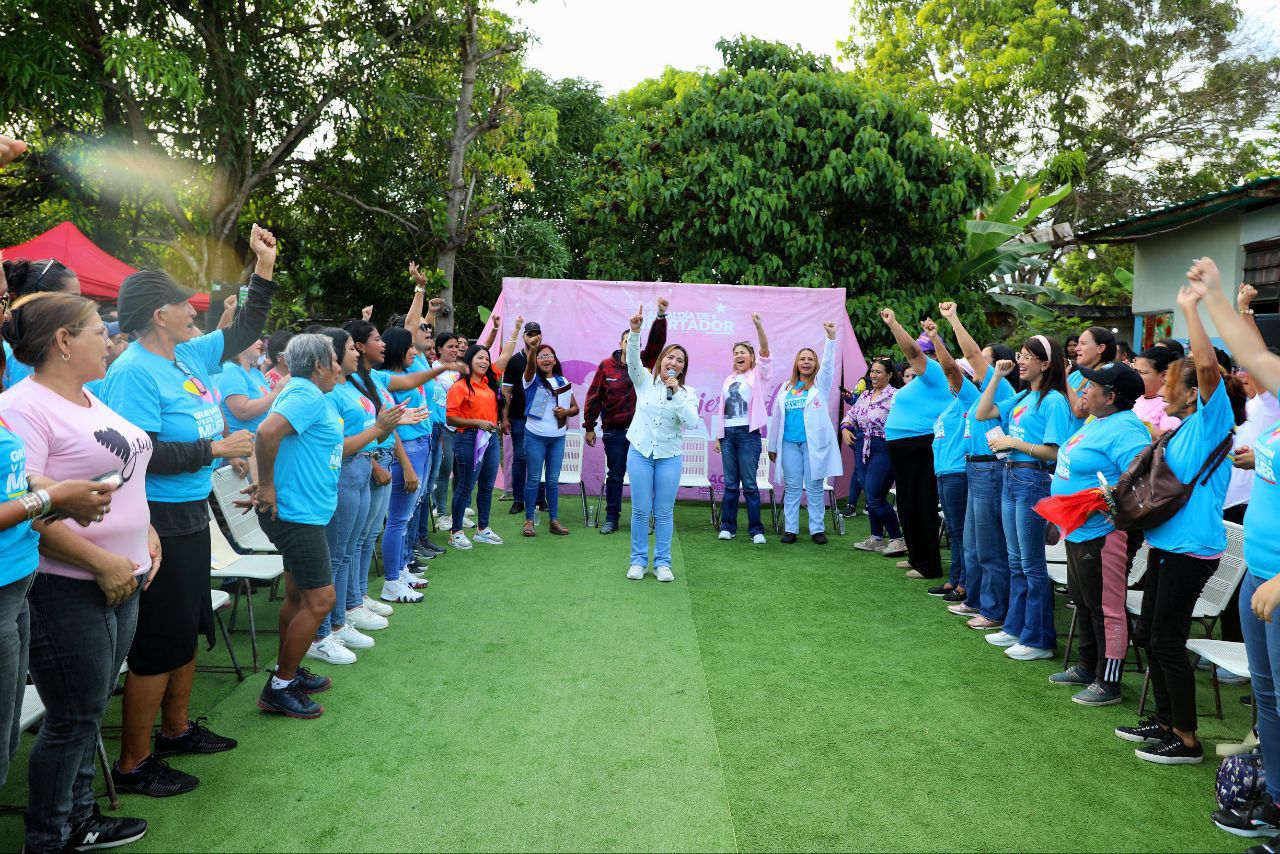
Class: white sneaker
984,630,1018,648
881,538,908,556
718,530,734,541
1005,644,1054,661
402,568,429,589
346,606,389,631
381,578,424,604
334,624,375,649
363,596,393,617
853,536,885,552
450,532,472,550
306,636,356,665
655,566,674,583
751,533,767,545
464,507,475,518
626,565,646,580
437,516,453,532
462,516,476,529
473,528,504,545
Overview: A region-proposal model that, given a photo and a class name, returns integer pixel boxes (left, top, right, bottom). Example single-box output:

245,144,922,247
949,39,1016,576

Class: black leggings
887,435,941,577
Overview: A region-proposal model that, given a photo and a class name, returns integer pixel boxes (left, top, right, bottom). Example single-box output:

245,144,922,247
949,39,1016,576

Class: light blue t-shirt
1066,370,1090,433
1245,417,1280,580
933,379,980,476
885,358,950,441
83,378,104,398
782,385,810,443
411,354,447,428
1051,409,1151,543
357,372,397,451
996,389,1072,463
2,341,33,389
1146,382,1235,557
376,369,431,442
216,362,272,434
0,417,38,585
327,380,377,454
963,368,1016,458
102,331,227,503
269,378,343,525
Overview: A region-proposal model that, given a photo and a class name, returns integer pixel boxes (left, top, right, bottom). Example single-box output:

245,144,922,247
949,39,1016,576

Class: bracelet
657,313,667,318
414,286,425,294
1241,308,1255,316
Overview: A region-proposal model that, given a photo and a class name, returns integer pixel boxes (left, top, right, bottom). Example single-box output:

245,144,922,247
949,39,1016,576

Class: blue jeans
862,437,901,539
964,461,1009,617
720,426,764,536
509,419,547,507
453,430,499,533
782,440,825,535
937,472,968,589
322,455,371,637
409,424,444,545
524,432,565,520
385,435,431,582
352,451,392,607
1002,465,1055,649
25,574,140,850
433,428,455,517
628,448,681,568
847,427,865,507
0,573,32,791
602,429,630,525
1241,571,1280,800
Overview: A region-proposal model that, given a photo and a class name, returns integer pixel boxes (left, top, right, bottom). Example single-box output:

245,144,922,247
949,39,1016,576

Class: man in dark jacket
583,298,668,534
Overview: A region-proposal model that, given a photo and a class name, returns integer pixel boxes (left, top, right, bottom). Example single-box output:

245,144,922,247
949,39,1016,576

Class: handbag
1107,426,1234,532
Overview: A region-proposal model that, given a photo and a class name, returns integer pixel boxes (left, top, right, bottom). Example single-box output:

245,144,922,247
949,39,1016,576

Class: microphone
665,368,676,400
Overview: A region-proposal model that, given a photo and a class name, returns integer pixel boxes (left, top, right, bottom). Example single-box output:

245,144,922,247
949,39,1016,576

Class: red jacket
583,317,667,431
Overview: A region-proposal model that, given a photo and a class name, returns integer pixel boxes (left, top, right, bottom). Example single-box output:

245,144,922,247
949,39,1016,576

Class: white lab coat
767,337,844,482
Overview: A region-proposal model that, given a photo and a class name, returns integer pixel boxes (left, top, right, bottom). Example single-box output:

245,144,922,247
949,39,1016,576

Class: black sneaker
413,547,439,563
66,803,148,850
509,502,525,515
1114,716,1167,744
536,500,549,512
290,666,331,694
416,538,445,556
811,533,828,545
1248,835,1280,854
942,589,966,603
840,504,859,518
599,520,617,535
153,718,237,757
781,532,797,544
1215,793,1280,838
926,584,950,597
111,756,199,797
1135,734,1203,765
258,680,324,719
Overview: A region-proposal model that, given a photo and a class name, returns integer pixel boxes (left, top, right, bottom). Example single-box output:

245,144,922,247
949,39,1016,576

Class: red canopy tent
2,221,210,311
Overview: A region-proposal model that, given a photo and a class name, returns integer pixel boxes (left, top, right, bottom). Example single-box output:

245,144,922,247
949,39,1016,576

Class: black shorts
256,512,332,590
127,527,213,676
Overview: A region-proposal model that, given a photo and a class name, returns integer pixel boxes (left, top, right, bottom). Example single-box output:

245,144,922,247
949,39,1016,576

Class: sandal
522,520,536,537
549,521,570,536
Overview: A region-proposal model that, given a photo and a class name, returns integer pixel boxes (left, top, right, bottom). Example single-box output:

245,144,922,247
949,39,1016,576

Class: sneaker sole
1135,748,1203,765
881,548,907,556
967,622,1002,630
382,594,424,604
984,637,1017,647
257,698,324,720
111,779,199,798
1006,651,1054,661
305,652,356,665
72,827,148,849
1213,820,1278,838
1114,729,1163,743
1072,695,1122,707
473,539,503,545
1050,678,1093,687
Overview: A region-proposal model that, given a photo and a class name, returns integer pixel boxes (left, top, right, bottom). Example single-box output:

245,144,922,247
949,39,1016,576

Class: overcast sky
495,0,1280,95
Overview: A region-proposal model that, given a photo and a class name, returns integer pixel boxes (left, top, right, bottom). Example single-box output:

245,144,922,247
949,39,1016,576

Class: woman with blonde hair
713,313,771,544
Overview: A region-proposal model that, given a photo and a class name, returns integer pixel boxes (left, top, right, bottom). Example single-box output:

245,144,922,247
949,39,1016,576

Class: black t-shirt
502,351,529,420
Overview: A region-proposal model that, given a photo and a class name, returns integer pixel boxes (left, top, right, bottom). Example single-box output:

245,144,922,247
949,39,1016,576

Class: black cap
523,321,542,335
1077,361,1144,403
117,270,197,334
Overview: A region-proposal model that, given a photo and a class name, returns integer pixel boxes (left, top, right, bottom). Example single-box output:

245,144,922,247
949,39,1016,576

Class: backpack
1217,752,1267,811
1107,425,1233,532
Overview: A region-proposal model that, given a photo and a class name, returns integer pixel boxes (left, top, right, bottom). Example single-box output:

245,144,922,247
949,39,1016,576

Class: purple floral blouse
842,385,897,462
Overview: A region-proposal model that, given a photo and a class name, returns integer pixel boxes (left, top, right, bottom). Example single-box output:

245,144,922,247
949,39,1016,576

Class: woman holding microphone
624,306,700,582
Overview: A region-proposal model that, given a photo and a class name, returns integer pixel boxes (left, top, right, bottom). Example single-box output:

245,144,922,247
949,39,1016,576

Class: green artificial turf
0,500,1254,852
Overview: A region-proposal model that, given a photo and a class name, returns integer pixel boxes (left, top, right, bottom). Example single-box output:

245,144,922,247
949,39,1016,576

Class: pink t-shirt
1132,394,1181,436
0,380,154,580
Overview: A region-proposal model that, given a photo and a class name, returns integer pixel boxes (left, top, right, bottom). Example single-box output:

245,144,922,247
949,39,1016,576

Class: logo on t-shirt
1257,428,1279,485
1012,404,1029,424
358,395,376,415
93,426,151,483
182,377,214,405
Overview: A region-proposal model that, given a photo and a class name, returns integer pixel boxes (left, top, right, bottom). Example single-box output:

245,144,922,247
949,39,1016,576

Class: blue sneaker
1049,665,1094,686
258,679,324,719
1072,682,1122,707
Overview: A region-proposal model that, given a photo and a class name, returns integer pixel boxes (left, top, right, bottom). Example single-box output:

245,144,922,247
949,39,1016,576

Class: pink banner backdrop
482,278,867,501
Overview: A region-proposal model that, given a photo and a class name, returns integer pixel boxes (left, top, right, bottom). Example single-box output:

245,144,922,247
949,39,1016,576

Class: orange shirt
446,374,498,431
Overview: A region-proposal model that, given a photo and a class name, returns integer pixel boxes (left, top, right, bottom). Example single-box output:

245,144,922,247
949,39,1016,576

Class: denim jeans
409,424,445,545
862,437,901,539
322,454,371,637
963,461,1009,617
353,452,392,607
25,574,140,850
524,432,565,521
847,426,865,507
1001,465,1055,649
720,426,764,536
453,430,499,533
602,429,631,525
433,428,455,517
1241,570,1280,800
781,440,825,535
937,472,968,589
0,572,33,790
509,418,547,507
384,435,431,582
628,448,681,568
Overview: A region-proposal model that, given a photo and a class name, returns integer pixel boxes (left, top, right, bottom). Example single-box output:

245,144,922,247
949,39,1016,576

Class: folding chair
4,683,120,812
1061,541,1150,670
209,465,278,553
756,453,778,532
197,589,245,681
679,436,719,527
1185,639,1251,722
824,479,846,536
1135,522,1248,717
542,429,591,526
208,516,284,674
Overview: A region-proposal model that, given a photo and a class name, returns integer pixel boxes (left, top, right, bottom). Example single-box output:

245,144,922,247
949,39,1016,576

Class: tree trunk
435,2,480,332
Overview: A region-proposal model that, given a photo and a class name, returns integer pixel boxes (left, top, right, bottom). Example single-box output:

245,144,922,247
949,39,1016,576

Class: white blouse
623,332,700,459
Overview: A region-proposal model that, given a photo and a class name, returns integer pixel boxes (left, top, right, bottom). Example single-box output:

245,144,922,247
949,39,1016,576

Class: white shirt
524,375,572,439
623,332,700,459
723,375,752,428
1228,392,1280,509
433,360,461,431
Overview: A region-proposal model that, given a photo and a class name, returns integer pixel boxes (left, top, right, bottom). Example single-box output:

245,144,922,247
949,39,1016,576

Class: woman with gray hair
248,334,346,719
101,224,277,797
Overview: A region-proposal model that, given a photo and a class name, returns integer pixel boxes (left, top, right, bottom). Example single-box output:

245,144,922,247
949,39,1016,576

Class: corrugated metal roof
1077,175,1280,243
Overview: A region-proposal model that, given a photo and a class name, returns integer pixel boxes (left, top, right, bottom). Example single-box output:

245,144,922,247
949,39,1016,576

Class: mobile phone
93,469,123,490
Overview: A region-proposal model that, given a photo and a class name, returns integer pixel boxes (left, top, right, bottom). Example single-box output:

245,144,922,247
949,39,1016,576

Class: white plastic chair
197,588,245,681
678,436,719,526
15,681,119,810
1185,639,1250,721
209,514,284,673
1062,540,1153,670
755,453,777,531
210,465,278,554
540,429,590,526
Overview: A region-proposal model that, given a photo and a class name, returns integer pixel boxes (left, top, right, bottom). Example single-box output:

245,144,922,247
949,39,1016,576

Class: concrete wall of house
1132,211,1245,338
1243,204,1280,246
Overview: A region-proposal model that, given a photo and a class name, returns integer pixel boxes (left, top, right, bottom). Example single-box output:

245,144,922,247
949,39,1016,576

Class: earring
61,351,71,361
